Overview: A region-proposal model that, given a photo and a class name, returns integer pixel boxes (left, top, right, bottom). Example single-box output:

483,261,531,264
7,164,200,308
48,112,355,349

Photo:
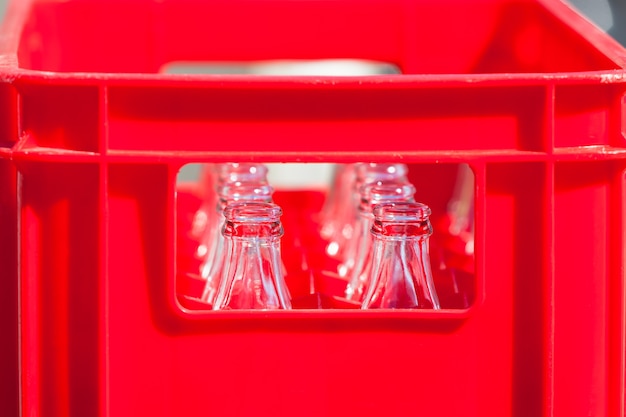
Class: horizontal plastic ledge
5,75,625,154
5,148,626,163
4,69,626,84
171,305,473,324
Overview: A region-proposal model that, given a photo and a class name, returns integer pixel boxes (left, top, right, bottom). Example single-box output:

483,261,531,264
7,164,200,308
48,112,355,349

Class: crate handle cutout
161,59,401,76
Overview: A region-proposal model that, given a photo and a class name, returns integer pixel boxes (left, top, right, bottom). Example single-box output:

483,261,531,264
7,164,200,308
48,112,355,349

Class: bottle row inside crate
175,162,476,311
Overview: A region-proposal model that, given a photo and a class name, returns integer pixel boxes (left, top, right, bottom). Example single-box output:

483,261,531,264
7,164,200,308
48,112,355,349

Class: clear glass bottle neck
355,163,409,187
358,182,416,213
223,221,284,240
371,219,432,240
214,163,269,189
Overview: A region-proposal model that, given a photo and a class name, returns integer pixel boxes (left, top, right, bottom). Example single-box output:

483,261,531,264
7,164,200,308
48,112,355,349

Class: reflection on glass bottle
355,163,409,190
201,181,274,305
322,163,410,273
198,163,269,280
344,182,416,301
212,202,292,310
338,163,410,275
361,202,440,310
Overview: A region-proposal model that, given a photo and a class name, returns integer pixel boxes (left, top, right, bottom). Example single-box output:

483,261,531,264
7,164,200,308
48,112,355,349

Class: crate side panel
168,327,487,417
553,161,612,416
19,162,101,417
472,2,621,73
554,84,620,148
20,84,101,153
535,4,623,72
18,1,158,73
162,0,405,68
608,166,626,417
484,162,549,416
0,158,18,417
162,0,506,74
107,85,546,153
106,163,177,416
401,1,503,73
0,84,19,148
106,161,493,417
15,0,623,74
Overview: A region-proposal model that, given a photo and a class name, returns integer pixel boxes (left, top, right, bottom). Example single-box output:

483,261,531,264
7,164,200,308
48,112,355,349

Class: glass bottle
322,163,411,276
198,163,269,278
201,181,274,304
215,163,269,187
355,163,409,192
335,163,410,273
335,163,409,265
344,182,416,301
212,202,292,310
361,202,440,310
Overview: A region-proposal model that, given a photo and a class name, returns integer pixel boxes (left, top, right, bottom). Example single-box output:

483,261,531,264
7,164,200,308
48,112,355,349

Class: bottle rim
223,201,282,223
372,201,432,222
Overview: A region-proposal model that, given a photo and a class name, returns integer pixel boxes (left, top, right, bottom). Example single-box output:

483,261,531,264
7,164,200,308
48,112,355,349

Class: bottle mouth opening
372,201,432,222
223,201,282,223
359,182,416,208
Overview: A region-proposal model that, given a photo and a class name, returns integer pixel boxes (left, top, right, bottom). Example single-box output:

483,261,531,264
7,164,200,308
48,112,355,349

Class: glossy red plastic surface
0,0,625,416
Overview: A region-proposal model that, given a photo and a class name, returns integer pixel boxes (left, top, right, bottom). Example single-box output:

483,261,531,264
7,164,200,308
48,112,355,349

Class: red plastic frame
0,0,625,416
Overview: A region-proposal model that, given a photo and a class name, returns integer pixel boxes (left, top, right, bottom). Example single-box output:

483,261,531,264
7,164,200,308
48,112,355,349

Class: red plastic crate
1,0,625,416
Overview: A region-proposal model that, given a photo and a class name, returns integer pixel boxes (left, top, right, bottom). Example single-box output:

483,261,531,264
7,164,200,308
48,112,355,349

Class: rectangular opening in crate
17,0,621,74
175,162,476,312
162,59,401,76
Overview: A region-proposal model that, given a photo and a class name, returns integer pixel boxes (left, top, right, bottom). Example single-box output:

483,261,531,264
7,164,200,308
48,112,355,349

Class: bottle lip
223,201,282,223
359,181,416,205
372,201,432,222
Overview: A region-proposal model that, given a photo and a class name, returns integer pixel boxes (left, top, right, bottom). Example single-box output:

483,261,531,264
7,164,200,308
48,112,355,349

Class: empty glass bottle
198,163,269,279
355,163,409,192
215,163,269,187
361,202,440,310
201,181,274,304
344,181,416,301
335,163,411,275
322,163,409,264
212,202,292,310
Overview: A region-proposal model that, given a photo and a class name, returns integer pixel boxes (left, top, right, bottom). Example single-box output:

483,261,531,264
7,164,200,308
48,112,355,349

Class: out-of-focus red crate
0,0,625,416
